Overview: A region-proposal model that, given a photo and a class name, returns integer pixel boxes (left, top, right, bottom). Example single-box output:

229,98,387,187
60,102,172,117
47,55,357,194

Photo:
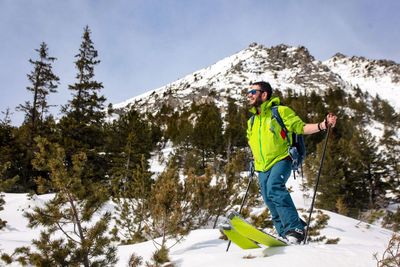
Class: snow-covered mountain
324,53,400,110
113,43,400,115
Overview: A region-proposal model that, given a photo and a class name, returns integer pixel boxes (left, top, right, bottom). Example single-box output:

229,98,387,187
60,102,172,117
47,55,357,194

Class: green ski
219,223,260,249
228,211,288,247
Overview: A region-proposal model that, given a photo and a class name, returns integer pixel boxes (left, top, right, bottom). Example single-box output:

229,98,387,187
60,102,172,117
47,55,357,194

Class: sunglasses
247,89,264,95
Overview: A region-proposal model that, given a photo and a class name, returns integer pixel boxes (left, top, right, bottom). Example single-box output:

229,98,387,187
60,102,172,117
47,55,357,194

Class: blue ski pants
257,159,304,237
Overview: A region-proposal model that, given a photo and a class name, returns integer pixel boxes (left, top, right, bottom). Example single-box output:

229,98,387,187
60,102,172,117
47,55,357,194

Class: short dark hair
251,81,273,100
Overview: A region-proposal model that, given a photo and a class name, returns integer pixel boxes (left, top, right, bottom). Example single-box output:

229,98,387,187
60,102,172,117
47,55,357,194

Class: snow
368,120,385,140
0,175,394,266
323,56,400,112
148,140,175,175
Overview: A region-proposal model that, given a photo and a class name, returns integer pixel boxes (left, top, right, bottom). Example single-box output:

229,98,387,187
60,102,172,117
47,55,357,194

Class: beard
251,95,264,108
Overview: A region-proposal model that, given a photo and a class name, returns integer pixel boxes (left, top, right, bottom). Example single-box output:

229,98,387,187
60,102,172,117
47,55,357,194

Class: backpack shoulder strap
271,106,287,133
250,115,255,131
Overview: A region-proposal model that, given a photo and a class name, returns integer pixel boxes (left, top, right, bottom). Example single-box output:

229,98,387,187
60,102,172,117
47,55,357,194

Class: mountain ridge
113,43,400,115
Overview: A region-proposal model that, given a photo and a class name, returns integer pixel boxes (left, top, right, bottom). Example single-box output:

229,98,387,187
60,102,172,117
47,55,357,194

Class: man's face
247,85,266,107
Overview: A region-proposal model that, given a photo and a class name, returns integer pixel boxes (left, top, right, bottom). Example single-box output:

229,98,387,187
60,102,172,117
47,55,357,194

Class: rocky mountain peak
267,44,315,67
114,43,400,115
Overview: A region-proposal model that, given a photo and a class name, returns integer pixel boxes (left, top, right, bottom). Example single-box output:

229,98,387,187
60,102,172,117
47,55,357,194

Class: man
246,81,337,244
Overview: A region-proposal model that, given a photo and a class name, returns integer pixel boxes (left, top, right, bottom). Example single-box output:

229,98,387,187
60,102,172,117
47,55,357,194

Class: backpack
250,106,306,173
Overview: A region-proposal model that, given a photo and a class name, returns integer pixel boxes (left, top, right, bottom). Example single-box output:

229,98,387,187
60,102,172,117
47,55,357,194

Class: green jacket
246,97,305,172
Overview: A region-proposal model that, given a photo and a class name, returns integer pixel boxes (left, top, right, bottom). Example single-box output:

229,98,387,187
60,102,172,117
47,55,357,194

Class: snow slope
0,176,394,267
323,54,400,111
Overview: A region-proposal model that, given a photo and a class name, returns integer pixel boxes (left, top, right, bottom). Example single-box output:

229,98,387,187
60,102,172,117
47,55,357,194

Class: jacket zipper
258,116,265,164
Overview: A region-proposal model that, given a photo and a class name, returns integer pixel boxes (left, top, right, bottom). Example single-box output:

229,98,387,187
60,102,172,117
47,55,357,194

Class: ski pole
238,160,255,214
303,125,331,244
226,160,255,252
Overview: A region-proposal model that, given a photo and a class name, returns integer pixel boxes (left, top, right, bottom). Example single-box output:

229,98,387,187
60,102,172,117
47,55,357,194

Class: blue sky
1,0,399,125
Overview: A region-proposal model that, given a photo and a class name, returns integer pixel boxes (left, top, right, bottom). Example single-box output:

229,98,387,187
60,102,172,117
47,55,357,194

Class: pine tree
182,166,215,228
0,110,19,189
0,162,18,230
180,147,203,175
335,196,349,216
17,42,59,142
10,137,117,266
306,122,389,217
0,111,12,167
304,132,347,212
15,43,59,191
224,98,247,161
209,151,249,228
60,25,106,150
111,156,153,244
324,86,347,114
251,208,274,229
107,107,156,245
59,25,107,183
165,109,194,147
106,107,153,171
349,128,389,209
302,210,334,243
148,158,215,252
348,86,371,124
372,95,399,125
380,127,400,199
148,162,186,250
64,26,105,126
192,102,223,171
